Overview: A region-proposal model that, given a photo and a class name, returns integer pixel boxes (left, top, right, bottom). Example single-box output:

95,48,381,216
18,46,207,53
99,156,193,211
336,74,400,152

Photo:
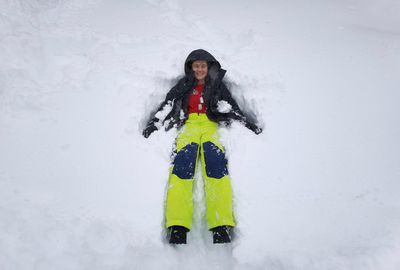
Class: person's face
191,60,208,82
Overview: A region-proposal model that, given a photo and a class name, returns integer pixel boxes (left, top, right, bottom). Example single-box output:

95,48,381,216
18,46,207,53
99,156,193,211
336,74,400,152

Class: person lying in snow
143,49,262,244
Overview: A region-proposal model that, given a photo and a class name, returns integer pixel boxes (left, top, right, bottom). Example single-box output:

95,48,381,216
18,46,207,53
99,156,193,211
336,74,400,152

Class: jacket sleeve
220,83,262,134
144,86,177,129
220,83,247,121
144,74,193,130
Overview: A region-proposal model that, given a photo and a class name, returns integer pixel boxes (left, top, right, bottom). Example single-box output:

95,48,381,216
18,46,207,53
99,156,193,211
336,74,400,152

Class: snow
153,100,173,128
217,100,232,114
1,0,400,269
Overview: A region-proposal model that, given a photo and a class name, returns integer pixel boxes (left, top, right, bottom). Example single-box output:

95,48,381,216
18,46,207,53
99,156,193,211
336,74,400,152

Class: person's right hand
142,124,158,138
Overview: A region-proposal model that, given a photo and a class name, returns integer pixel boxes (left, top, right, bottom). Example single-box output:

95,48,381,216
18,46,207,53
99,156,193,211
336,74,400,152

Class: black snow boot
168,226,189,244
211,225,232,244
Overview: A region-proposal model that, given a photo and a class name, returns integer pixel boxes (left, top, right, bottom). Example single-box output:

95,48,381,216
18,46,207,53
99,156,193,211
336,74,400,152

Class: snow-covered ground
1,0,400,269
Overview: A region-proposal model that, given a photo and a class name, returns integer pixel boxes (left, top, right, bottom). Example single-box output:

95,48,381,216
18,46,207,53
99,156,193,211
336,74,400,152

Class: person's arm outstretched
220,83,263,135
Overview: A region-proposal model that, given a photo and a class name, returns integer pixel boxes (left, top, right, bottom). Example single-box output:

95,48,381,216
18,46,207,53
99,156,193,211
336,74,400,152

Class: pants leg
199,118,236,229
165,121,200,230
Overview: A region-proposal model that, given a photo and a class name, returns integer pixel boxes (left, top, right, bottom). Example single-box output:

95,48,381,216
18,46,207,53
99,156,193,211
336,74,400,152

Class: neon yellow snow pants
165,113,235,230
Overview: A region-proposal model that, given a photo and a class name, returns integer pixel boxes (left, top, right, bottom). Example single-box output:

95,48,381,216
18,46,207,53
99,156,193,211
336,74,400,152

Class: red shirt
188,84,207,114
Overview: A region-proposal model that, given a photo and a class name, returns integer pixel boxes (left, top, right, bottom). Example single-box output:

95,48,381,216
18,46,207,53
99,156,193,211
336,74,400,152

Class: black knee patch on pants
172,143,199,179
203,142,228,179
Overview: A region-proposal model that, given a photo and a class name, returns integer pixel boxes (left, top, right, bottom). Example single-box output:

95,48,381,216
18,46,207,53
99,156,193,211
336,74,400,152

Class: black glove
245,121,263,135
142,123,158,138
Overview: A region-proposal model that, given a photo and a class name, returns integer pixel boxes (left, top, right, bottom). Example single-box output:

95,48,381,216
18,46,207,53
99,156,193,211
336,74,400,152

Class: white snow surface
1,0,400,269
217,100,232,114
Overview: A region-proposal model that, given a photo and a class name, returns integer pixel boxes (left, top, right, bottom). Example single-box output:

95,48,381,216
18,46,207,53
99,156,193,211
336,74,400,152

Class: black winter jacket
143,49,262,136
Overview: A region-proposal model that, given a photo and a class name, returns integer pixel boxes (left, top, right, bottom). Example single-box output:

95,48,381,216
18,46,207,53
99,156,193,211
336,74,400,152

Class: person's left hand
245,121,263,135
